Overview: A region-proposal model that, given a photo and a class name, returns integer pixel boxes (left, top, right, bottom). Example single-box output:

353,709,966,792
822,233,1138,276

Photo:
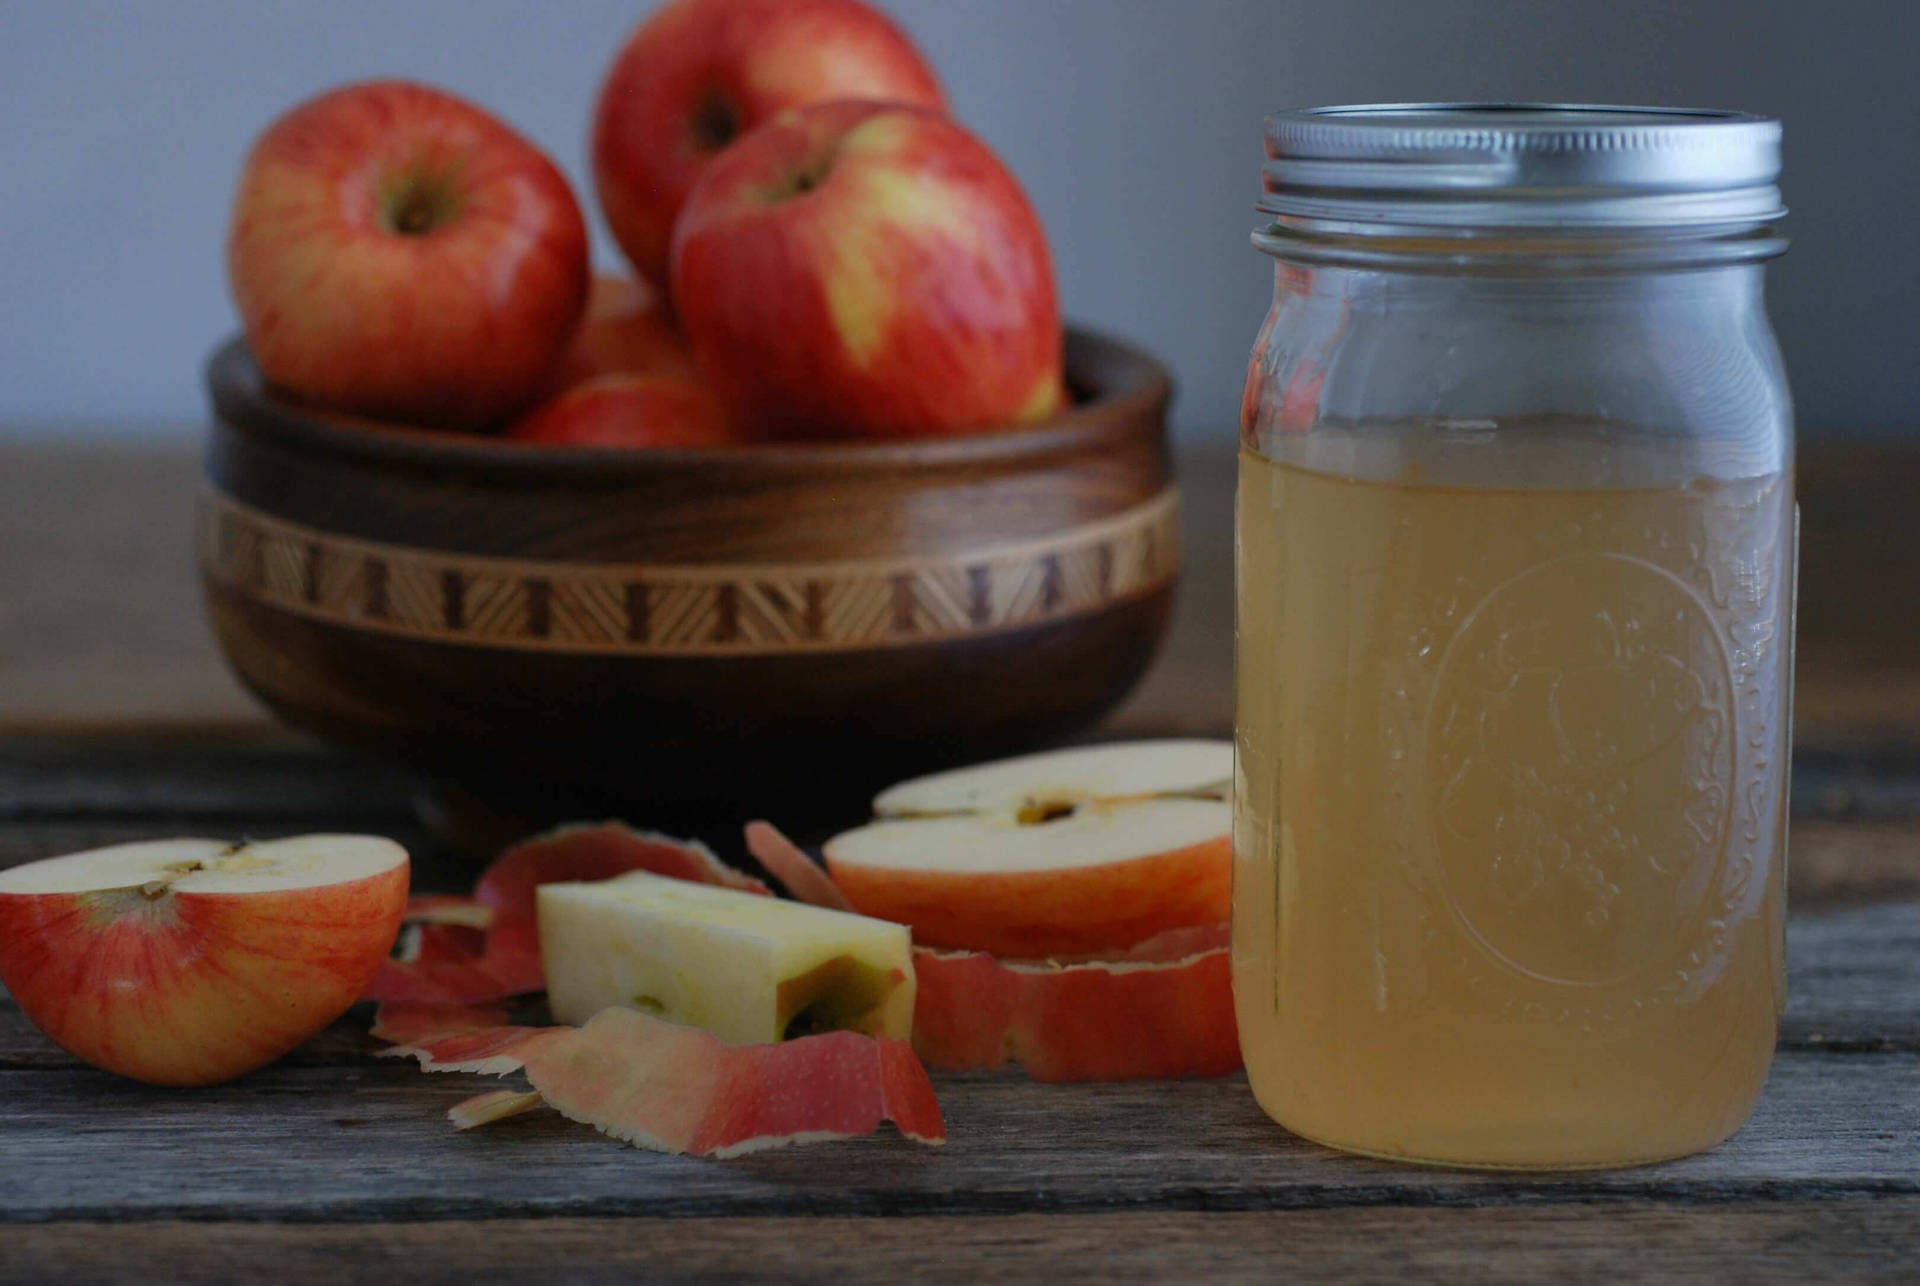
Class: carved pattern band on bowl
197,487,1181,657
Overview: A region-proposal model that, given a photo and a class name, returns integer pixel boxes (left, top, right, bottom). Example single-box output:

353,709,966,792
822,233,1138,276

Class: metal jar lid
1260,103,1785,232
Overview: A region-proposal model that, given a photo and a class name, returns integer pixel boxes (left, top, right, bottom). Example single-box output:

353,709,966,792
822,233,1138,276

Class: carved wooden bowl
200,327,1177,844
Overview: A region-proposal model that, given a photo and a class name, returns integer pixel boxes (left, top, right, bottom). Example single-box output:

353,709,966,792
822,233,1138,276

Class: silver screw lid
1261,103,1785,231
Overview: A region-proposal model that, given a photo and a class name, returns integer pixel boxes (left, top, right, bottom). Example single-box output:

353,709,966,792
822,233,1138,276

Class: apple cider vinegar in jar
1232,106,1795,1168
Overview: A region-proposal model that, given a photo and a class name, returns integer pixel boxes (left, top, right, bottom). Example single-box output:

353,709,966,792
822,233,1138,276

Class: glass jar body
1233,252,1795,1168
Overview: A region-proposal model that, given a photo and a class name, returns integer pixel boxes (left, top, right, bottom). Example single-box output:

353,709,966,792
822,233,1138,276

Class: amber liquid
1234,431,1793,1168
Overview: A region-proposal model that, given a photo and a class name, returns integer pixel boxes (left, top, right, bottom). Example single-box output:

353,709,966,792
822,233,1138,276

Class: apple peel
370,1000,567,1075
909,924,1240,1082
372,1004,946,1155
380,1024,572,1076
369,1001,510,1045
366,823,768,1005
524,1007,945,1157
402,895,493,930
369,922,511,1006
450,1089,547,1130
743,820,855,911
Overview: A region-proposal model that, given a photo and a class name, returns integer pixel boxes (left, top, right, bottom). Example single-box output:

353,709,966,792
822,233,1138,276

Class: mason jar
1233,105,1794,1169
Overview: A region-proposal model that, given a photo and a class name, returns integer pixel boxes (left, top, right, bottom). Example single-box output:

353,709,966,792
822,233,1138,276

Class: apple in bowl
507,373,743,449
672,100,1065,440
227,80,589,431
548,275,697,391
593,0,945,290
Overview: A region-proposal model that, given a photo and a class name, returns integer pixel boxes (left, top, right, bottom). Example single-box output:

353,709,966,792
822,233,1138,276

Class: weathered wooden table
3,444,1917,1282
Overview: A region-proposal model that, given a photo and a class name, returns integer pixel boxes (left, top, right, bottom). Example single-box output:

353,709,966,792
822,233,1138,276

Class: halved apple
824,741,1231,958
0,835,408,1086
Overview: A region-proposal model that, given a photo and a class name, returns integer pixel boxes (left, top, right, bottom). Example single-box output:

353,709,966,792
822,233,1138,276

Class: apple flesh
505,373,743,449
0,836,408,1086
672,99,1064,440
824,741,1231,958
227,80,589,430
538,871,914,1042
593,0,945,289
874,740,1231,817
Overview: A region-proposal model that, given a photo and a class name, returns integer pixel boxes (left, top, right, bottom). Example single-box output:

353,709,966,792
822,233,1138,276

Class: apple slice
0,835,408,1086
824,741,1232,958
537,870,914,1041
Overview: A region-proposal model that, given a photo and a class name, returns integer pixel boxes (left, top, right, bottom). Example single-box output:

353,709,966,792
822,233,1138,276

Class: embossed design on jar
1427,553,1735,988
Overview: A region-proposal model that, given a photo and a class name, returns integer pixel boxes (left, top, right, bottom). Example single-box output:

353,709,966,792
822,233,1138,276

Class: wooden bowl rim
205,325,1174,485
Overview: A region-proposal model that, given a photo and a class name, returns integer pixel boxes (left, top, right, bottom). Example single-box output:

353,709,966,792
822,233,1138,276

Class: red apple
227,80,590,431
593,0,945,289
0,836,409,1086
550,274,697,390
672,100,1065,440
824,741,1230,957
506,373,745,448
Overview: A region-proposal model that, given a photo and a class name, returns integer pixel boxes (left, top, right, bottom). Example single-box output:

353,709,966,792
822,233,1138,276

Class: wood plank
1783,901,1920,1050
8,1202,1919,1284
2,736,1915,905
0,733,415,823
1,1048,1914,1224
1787,820,1920,908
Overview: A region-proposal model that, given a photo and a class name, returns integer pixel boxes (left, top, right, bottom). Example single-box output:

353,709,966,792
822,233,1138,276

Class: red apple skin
593,0,945,290
826,835,1231,960
506,373,747,449
549,274,697,391
672,101,1065,441
910,938,1240,1082
227,80,590,431
0,864,408,1086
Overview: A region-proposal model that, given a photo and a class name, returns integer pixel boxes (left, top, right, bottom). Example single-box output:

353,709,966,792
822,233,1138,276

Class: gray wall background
3,0,1914,443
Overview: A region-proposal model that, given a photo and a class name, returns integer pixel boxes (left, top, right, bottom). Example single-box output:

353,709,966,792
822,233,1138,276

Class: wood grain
0,1048,1915,1224
8,1203,1919,1284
